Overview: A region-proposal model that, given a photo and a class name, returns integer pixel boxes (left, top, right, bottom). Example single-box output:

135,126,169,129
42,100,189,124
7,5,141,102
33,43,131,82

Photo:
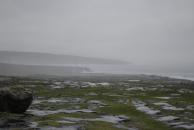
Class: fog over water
0,0,194,78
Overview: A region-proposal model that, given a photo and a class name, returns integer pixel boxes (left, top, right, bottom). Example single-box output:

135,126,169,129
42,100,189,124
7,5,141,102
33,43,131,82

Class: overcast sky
0,0,194,66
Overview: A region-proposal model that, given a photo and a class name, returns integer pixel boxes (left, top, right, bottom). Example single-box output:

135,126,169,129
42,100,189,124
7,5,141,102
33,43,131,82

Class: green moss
2,76,193,130
97,103,181,130
63,112,98,118
85,121,124,130
38,120,62,127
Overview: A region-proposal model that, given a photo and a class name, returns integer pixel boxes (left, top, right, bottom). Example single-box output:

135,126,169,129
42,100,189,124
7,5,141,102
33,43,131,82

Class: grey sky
0,0,194,66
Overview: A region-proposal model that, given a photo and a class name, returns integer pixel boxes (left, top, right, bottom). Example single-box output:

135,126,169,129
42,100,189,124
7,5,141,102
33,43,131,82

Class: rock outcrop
0,87,33,113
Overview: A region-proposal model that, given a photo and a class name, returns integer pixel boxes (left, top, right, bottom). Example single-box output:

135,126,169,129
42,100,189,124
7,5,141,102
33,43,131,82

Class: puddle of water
128,80,140,82
32,97,83,105
144,102,194,129
115,124,138,130
167,121,194,129
97,82,110,86
171,93,181,96
60,115,136,130
88,100,106,106
32,100,44,104
153,102,169,106
53,81,62,85
69,98,83,103
132,100,160,115
178,89,193,94
29,121,38,128
126,87,144,91
80,82,111,88
63,109,94,114
174,124,194,129
163,106,184,111
158,116,179,122
154,102,184,111
169,122,185,126
80,82,97,88
156,97,171,100
40,125,83,130
118,99,129,104
94,115,129,123
47,98,68,103
88,100,107,110
52,86,63,89
57,120,75,124
27,109,58,116
62,115,129,124
27,109,94,116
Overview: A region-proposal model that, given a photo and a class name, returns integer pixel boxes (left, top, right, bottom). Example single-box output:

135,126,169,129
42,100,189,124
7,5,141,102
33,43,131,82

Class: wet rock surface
132,100,160,115
27,108,95,116
132,95,194,130
61,115,130,124
154,102,184,111
0,112,32,129
0,76,194,130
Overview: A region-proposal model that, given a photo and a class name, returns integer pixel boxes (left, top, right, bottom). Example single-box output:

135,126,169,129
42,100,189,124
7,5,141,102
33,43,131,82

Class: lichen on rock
0,86,33,113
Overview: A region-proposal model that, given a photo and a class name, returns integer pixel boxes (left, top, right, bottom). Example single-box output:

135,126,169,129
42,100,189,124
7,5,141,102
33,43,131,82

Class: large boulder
0,87,33,113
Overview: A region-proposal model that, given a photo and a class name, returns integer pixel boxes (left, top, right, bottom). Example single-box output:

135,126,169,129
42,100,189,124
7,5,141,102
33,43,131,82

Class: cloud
0,0,194,66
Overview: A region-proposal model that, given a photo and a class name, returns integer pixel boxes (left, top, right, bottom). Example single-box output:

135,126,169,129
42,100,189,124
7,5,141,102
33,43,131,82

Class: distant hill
0,51,128,65
0,63,90,76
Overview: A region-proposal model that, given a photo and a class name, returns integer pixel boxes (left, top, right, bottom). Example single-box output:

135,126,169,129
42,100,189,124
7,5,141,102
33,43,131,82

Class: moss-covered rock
0,86,33,113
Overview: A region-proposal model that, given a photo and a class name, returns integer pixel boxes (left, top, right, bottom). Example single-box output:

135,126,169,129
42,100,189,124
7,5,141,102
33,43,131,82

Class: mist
0,0,194,76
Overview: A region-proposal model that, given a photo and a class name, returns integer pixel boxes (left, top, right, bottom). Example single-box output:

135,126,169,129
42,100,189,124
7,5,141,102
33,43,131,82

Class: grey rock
0,87,33,113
